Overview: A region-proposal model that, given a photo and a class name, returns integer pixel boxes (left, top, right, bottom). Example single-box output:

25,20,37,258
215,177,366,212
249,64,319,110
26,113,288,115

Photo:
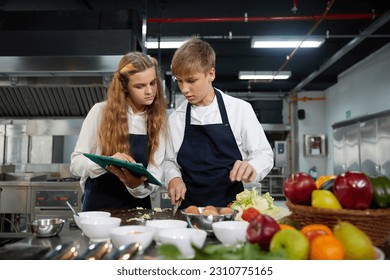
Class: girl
70,52,167,211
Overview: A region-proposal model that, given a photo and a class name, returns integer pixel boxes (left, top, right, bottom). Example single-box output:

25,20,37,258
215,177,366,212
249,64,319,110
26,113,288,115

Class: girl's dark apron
177,90,244,208
82,134,151,211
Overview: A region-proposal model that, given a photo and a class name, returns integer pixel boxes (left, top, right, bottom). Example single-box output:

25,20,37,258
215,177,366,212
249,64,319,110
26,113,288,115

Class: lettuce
231,189,282,220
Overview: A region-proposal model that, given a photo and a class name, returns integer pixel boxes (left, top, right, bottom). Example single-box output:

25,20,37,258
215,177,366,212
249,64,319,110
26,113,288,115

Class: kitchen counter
1,210,389,260
0,220,221,260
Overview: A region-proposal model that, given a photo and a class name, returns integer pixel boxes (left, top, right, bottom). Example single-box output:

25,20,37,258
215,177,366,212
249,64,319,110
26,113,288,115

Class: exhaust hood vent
0,85,106,118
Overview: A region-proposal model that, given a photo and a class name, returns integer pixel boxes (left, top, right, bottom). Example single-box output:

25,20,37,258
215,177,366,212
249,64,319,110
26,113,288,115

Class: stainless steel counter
0,221,220,260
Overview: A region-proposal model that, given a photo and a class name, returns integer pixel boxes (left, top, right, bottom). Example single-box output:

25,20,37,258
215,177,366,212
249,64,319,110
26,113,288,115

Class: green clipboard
83,153,162,186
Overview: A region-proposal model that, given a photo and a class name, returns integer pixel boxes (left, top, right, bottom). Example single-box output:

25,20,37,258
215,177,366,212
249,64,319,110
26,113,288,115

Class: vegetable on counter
158,242,286,260
369,175,390,208
241,207,260,222
229,189,282,221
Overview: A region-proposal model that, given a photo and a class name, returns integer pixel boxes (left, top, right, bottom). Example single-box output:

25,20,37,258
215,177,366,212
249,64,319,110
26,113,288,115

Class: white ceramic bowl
159,228,207,259
74,211,111,230
80,217,121,242
145,219,188,243
212,221,248,246
110,225,155,251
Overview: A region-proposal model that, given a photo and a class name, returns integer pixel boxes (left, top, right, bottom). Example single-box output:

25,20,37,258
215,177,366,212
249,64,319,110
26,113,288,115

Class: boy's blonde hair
171,37,216,77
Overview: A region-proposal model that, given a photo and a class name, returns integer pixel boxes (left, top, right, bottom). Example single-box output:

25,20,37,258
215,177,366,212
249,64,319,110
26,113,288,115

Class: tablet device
83,153,162,186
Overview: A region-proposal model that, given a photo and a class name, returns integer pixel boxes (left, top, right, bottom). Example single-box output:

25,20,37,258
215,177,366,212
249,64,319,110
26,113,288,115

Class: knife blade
172,198,182,217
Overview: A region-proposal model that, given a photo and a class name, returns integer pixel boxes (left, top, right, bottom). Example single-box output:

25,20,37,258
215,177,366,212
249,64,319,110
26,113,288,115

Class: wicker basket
285,201,390,246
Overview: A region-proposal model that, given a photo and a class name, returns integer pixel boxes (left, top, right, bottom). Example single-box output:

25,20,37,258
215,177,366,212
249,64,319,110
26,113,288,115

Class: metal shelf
260,175,287,198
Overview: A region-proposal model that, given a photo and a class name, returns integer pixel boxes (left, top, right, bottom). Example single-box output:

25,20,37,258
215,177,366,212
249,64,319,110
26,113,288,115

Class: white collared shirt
70,101,166,197
165,89,274,186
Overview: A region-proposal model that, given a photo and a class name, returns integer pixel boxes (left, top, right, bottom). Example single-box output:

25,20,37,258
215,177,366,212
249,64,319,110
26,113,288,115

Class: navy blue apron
82,134,151,211
177,89,244,208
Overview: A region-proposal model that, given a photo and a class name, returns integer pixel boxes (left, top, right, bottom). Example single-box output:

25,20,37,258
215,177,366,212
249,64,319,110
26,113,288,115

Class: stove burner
46,177,80,182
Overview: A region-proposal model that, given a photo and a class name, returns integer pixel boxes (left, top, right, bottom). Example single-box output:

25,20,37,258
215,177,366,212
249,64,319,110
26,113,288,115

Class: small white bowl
145,219,188,243
212,221,248,246
159,228,207,259
110,225,155,251
74,211,111,230
80,217,121,242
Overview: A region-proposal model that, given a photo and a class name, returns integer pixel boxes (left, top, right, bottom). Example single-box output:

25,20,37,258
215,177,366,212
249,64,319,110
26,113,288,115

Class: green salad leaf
158,242,286,260
230,189,282,220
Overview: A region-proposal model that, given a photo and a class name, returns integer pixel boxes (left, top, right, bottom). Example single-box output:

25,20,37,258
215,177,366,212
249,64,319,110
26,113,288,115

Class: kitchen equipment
30,218,65,238
145,219,188,243
66,200,79,216
109,225,155,251
172,198,182,217
109,242,140,260
181,207,238,236
159,228,207,259
103,208,176,225
80,217,121,242
73,211,111,230
76,240,112,260
212,221,248,246
41,241,79,260
30,179,82,222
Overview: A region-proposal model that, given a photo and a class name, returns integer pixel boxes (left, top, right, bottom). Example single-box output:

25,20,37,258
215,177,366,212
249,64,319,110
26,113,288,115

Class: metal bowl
30,218,65,238
181,207,238,236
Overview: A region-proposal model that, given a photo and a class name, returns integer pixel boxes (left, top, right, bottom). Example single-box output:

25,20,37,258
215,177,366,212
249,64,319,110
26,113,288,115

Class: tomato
241,207,260,222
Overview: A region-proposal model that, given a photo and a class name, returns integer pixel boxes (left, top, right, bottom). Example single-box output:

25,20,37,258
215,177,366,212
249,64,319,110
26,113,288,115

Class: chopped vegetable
230,189,282,221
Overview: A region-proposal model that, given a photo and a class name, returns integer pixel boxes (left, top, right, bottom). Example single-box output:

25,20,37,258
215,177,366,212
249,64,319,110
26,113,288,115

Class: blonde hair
171,37,216,77
98,52,167,165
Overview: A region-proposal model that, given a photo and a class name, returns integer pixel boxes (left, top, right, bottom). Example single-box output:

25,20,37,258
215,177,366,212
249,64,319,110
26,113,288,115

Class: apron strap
184,89,229,128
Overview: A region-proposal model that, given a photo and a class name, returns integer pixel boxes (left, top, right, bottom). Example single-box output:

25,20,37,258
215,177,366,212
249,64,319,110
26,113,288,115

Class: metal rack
260,175,287,198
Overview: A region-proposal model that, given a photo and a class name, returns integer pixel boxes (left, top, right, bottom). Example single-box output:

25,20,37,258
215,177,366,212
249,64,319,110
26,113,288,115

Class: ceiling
0,0,390,118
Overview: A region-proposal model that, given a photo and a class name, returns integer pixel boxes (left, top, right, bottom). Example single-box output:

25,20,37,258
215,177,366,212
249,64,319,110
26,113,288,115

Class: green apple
269,229,309,260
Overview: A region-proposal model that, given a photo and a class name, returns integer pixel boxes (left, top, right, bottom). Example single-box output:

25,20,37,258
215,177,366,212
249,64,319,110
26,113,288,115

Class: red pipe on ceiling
147,13,377,24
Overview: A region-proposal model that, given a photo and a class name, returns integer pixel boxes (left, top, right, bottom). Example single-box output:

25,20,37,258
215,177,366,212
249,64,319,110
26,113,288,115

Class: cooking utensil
109,242,140,260
76,240,112,260
172,199,182,217
181,207,238,236
30,218,65,238
66,200,79,216
41,241,78,260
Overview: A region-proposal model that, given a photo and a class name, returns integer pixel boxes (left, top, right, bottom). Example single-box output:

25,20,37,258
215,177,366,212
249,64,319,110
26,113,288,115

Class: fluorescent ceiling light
238,71,291,80
251,36,324,48
146,38,188,49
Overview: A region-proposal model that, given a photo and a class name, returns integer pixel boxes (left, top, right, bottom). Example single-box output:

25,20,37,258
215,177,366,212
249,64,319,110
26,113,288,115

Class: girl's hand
111,152,136,163
107,153,146,188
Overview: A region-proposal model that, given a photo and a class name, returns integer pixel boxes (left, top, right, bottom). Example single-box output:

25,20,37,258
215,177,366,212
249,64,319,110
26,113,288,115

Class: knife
172,198,182,217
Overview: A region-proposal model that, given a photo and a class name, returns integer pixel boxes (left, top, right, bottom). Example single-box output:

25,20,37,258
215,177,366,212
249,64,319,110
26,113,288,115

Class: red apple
333,171,373,210
246,214,280,251
283,172,316,205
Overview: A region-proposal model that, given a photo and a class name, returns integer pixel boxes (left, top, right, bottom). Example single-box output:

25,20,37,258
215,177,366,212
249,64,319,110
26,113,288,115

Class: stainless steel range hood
0,55,123,118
